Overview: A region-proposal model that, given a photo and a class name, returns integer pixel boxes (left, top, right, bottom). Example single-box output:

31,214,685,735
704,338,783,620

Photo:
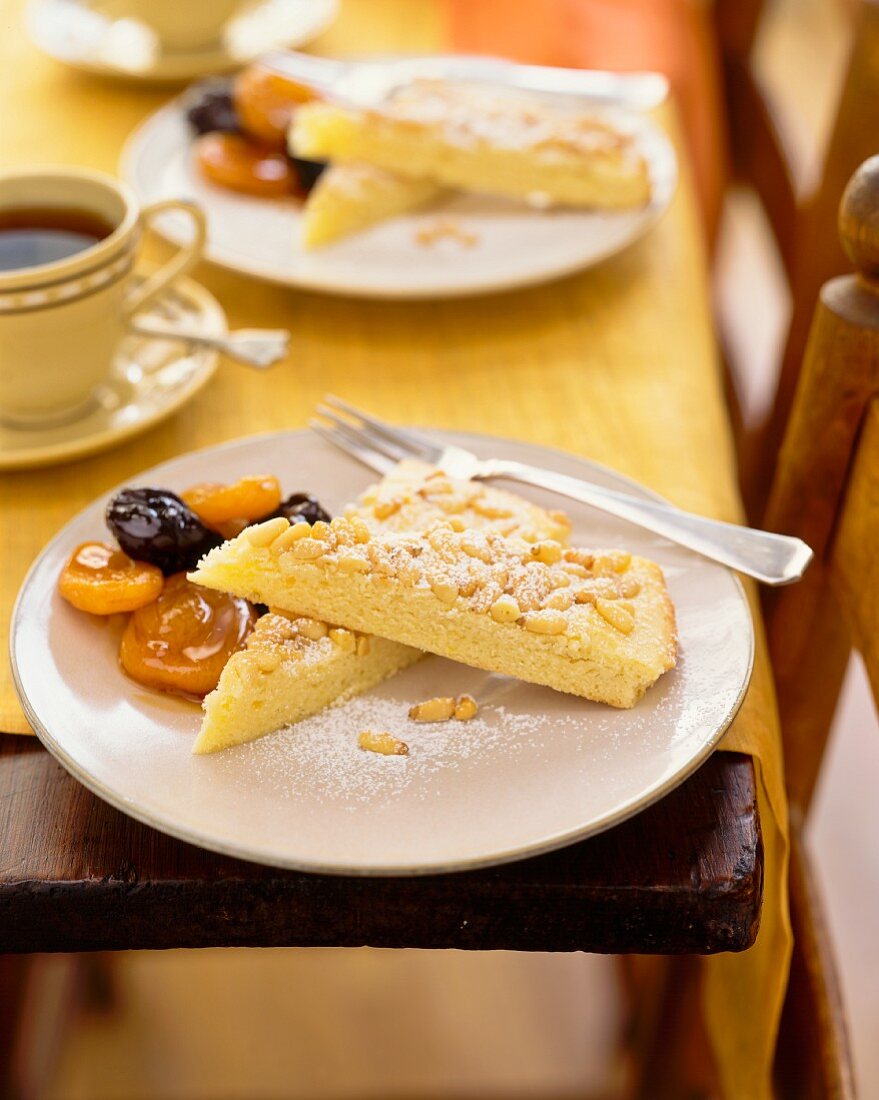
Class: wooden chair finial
838,155,879,279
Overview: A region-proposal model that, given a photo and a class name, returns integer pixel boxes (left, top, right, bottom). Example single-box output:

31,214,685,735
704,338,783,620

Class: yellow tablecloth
0,2,790,1096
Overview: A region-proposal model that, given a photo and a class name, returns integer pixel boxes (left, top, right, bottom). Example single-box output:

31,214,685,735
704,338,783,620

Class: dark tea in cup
0,207,115,272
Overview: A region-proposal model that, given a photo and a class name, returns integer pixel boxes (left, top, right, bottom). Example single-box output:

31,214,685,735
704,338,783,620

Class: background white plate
121,97,678,298
11,430,752,875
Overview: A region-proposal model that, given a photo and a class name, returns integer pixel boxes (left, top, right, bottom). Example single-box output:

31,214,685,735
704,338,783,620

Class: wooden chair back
764,156,879,813
713,0,879,509
760,0,879,498
713,0,797,271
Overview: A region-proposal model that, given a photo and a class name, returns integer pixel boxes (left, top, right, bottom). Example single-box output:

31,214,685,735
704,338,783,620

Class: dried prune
271,492,332,526
184,79,240,136
290,155,326,194
106,489,222,575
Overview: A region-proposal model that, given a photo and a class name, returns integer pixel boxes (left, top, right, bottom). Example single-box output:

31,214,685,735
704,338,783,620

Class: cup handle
123,199,207,317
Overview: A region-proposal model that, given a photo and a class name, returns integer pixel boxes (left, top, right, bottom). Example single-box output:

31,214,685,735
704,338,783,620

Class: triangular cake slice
300,162,443,248
191,516,677,710
193,462,570,753
291,81,651,209
196,613,421,754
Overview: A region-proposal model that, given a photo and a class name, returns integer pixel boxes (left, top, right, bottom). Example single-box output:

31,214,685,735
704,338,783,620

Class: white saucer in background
25,0,339,82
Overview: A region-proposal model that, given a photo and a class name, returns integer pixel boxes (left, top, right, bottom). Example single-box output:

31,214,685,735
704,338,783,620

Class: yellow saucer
0,277,224,470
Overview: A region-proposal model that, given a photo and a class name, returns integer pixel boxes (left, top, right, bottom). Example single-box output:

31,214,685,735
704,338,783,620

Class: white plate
26,0,339,82
0,277,224,470
11,430,753,875
121,94,678,298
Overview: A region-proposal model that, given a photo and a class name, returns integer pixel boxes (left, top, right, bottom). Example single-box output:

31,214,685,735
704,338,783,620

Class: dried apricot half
119,574,256,698
234,64,316,147
182,475,282,527
195,133,294,198
58,542,164,615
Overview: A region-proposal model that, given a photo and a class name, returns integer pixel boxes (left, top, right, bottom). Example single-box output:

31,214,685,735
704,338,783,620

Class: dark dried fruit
184,79,240,137
271,492,332,526
290,155,326,194
106,488,222,575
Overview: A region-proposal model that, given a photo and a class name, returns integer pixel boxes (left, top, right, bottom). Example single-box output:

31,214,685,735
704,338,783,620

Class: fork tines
311,394,440,476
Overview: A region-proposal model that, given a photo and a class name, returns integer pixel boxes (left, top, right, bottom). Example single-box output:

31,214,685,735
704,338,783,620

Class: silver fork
311,395,813,587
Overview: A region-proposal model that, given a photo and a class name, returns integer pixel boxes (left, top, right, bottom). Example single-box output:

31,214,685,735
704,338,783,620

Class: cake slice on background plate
300,161,443,248
290,80,652,209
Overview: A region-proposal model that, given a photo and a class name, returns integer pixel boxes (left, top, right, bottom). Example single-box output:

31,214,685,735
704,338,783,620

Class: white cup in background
107,0,242,52
0,167,206,427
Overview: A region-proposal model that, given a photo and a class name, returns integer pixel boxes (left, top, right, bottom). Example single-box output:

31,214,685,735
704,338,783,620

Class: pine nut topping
329,627,356,652
490,593,521,623
272,521,311,550
543,588,574,611
409,694,480,722
409,696,456,722
531,539,563,565
595,598,635,634
359,730,409,756
296,617,329,641
454,694,478,721
350,517,372,543
292,538,326,560
432,580,459,605
374,498,402,520
245,517,290,546
311,520,332,541
523,609,567,634
255,650,282,673
620,576,642,598
337,553,370,574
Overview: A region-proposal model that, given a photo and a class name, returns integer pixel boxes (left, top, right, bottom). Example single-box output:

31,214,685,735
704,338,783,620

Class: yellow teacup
0,167,206,427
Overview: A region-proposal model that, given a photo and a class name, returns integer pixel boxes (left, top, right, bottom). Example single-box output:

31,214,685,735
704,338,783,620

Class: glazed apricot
58,542,164,615
234,64,317,147
195,133,294,198
119,574,256,698
182,475,282,527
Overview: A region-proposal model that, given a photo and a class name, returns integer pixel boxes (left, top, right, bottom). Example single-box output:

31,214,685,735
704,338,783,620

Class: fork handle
478,459,812,586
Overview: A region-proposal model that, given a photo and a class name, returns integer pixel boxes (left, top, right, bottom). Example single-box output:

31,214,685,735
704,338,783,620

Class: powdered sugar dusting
217,691,555,807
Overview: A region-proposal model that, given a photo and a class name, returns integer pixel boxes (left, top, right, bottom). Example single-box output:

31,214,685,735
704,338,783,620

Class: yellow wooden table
0,3,790,1096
